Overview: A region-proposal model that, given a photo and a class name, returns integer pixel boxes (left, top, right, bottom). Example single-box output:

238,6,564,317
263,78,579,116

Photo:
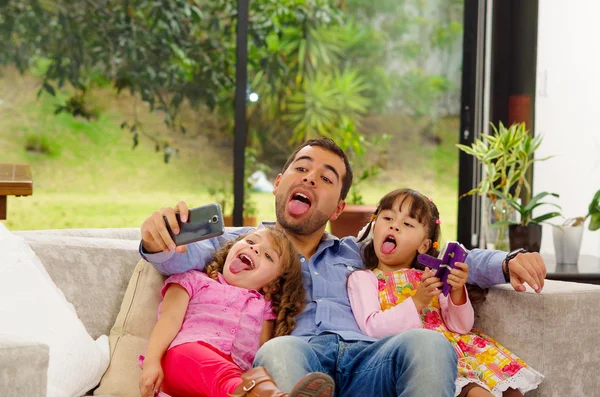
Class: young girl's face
222,229,283,291
372,196,432,269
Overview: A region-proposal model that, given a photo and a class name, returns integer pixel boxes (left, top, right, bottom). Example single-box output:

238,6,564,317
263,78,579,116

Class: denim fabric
254,330,458,397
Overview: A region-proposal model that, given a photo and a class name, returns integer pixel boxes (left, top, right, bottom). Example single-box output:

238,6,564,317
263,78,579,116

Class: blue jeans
254,329,457,397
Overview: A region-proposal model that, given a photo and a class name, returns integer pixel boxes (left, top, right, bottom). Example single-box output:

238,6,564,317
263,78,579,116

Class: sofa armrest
0,338,49,397
473,280,600,397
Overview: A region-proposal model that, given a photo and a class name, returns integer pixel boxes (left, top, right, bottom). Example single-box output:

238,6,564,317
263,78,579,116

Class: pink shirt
161,270,276,370
347,270,474,339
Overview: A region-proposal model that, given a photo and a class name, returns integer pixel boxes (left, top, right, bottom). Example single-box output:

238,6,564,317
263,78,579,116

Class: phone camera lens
211,215,219,223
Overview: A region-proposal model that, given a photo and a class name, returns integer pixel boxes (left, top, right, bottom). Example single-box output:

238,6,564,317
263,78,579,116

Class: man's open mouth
288,191,312,216
381,235,397,254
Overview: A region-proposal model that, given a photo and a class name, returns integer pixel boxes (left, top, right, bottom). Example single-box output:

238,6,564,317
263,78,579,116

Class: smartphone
164,203,225,246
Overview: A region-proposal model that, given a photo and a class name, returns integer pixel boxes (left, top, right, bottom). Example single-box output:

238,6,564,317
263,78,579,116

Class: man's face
273,145,346,236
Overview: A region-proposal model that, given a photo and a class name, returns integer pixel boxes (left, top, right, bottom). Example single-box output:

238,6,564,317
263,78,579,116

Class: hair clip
370,214,377,222
428,197,433,202
435,219,441,225
432,242,439,249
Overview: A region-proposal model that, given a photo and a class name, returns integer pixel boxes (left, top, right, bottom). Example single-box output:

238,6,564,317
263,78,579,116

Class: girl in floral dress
347,188,543,397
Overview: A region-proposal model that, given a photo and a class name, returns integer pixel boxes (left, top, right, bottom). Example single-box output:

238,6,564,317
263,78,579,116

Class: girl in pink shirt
139,227,334,397
347,189,543,397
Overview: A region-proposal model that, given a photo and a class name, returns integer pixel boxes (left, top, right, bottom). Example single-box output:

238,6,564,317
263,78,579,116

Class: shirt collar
217,272,262,298
258,221,341,256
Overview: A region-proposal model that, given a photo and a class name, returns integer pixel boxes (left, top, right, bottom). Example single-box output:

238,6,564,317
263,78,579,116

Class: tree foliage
1,0,463,168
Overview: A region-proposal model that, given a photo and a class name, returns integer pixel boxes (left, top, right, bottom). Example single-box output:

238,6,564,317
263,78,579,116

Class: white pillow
0,224,110,397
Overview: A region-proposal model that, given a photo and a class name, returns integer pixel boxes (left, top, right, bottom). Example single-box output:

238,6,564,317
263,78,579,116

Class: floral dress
373,268,543,396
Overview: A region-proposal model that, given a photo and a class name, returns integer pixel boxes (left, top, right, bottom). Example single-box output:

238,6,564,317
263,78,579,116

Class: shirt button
317,299,323,302
300,257,306,263
346,265,354,271
313,271,319,276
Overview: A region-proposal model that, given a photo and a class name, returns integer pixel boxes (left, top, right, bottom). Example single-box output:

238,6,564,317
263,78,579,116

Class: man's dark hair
281,137,353,201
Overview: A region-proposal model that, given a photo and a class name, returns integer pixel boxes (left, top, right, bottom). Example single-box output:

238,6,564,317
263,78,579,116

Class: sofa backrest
13,229,142,339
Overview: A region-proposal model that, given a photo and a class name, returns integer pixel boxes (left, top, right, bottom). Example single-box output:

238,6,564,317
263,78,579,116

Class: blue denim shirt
141,223,506,342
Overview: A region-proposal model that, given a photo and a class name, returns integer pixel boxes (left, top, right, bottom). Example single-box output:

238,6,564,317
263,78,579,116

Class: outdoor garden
0,0,464,240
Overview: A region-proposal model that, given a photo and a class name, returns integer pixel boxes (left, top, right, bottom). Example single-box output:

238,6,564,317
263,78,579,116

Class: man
140,138,546,397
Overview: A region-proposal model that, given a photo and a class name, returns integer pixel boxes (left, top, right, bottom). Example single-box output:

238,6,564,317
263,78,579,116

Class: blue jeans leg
253,335,336,393
338,329,458,397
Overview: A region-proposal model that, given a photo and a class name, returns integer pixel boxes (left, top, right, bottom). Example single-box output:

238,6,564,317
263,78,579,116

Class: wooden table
0,163,33,220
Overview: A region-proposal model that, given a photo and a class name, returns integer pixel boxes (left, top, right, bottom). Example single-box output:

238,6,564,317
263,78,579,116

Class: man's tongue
229,258,250,274
289,198,310,216
381,241,396,255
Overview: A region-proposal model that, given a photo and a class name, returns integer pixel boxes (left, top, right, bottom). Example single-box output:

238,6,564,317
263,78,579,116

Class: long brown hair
358,188,487,303
205,228,306,336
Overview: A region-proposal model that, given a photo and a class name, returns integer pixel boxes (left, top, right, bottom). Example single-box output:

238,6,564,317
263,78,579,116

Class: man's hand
141,201,190,254
413,268,443,311
506,252,546,293
139,360,163,397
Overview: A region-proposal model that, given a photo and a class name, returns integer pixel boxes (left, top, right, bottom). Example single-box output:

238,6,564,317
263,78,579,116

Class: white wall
534,0,600,256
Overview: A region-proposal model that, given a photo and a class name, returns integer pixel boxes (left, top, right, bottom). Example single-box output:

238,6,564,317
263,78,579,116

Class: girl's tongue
288,198,310,215
229,258,251,274
381,240,397,255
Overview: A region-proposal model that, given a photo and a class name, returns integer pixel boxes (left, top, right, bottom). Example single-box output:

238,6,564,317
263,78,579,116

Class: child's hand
447,262,469,291
448,262,469,305
413,267,443,312
139,360,164,397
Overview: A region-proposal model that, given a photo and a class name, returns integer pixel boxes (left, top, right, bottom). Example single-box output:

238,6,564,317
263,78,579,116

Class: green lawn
0,68,460,242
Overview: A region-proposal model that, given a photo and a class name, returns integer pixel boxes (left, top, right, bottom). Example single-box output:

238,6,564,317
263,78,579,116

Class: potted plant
328,125,389,238
457,122,553,251
491,191,561,252
552,189,600,264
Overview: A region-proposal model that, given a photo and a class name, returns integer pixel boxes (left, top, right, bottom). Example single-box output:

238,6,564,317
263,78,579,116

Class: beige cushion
94,260,166,397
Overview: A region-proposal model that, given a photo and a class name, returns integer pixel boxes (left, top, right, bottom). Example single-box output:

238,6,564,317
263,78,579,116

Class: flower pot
223,215,257,227
329,205,377,239
509,224,542,252
552,225,583,265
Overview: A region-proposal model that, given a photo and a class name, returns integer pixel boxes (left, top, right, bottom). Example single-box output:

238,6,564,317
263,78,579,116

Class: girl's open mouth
381,235,397,254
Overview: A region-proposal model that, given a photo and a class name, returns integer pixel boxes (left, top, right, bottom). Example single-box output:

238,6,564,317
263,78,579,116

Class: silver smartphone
165,203,225,246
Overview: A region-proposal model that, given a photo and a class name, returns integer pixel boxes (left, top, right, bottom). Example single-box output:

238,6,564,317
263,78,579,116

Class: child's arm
440,262,474,333
139,284,190,397
347,271,423,339
259,320,275,346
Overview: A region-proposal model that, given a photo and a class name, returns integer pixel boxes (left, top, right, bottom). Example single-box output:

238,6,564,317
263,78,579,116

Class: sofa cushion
94,259,166,397
473,280,600,397
0,336,49,397
0,226,110,397
18,233,140,339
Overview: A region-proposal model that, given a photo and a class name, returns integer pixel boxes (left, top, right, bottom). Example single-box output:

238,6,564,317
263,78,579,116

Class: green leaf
531,212,562,224
523,192,559,213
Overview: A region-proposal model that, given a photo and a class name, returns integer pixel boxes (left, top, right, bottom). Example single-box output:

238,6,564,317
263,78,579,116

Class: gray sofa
2,228,600,397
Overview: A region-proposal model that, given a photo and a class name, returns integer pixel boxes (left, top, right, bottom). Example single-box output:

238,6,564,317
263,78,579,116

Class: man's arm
466,249,546,293
140,228,251,275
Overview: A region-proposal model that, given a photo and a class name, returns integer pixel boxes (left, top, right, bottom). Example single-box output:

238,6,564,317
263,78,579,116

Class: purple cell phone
417,241,469,296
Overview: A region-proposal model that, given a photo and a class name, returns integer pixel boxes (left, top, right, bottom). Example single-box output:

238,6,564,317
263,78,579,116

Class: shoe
230,367,334,397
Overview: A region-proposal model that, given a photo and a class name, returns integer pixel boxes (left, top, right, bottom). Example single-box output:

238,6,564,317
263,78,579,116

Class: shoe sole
289,372,335,397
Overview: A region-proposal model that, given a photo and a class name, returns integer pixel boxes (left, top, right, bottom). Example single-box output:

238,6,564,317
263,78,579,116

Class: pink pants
161,342,244,397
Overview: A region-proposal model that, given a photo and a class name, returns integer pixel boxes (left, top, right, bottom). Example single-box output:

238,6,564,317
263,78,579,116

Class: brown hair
281,137,353,201
205,228,306,336
358,188,487,304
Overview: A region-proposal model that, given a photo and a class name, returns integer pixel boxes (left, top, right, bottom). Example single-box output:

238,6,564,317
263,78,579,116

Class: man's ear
329,200,346,221
272,174,282,196
418,239,432,254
